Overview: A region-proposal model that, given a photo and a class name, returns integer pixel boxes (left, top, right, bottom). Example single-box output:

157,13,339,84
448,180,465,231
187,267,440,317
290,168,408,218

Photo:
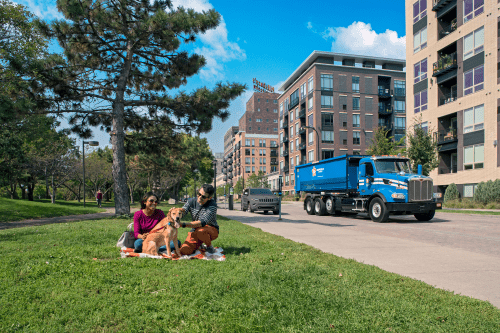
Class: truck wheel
369,198,389,222
241,202,246,211
249,205,255,213
305,198,315,215
414,210,435,221
263,210,268,214
314,198,327,216
325,197,335,215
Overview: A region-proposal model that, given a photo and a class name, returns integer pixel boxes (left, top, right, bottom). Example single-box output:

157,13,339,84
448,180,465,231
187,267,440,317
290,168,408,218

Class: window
279,103,283,115
322,130,334,143
290,126,294,137
274,128,278,132
296,155,300,166
290,141,294,152
464,26,484,60
252,166,255,172
257,127,260,131
353,114,360,128
266,108,269,112
463,104,484,133
308,114,313,126
463,184,479,197
394,80,406,96
252,148,255,155
245,166,250,173
421,121,428,134
308,96,313,110
322,113,333,127
295,138,299,148
413,0,427,24
295,123,299,133
274,109,277,113
290,89,299,105
252,140,255,146
245,139,250,146
245,157,250,164
395,117,406,129
301,83,306,99
309,132,314,145
257,98,260,102
266,99,269,103
464,65,484,96
353,97,360,110
353,132,360,145
252,157,255,164
464,0,484,23
248,117,252,122
352,76,360,93
257,108,260,112
464,144,484,169
295,107,299,118
308,76,314,93
394,100,406,113
291,156,294,166
321,74,333,91
321,95,333,108
414,59,427,84
274,119,278,123
414,89,428,113
308,150,314,162
256,118,262,122
322,150,335,160
290,110,294,122
274,100,277,104
413,27,427,53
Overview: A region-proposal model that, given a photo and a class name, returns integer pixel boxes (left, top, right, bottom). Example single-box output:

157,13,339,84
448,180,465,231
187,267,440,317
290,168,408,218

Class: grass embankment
0,205,499,332
0,197,108,222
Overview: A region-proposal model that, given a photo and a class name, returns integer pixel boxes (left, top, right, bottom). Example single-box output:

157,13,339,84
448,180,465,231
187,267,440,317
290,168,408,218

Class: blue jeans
134,238,181,253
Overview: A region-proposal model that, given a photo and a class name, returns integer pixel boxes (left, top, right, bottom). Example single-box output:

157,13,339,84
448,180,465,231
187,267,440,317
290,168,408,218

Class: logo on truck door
312,167,317,177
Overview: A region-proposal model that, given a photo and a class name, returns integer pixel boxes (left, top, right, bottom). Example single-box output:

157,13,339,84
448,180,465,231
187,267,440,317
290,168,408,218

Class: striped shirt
183,198,219,232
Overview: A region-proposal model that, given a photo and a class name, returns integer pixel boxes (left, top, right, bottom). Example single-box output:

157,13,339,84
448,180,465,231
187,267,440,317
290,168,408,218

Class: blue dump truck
295,154,442,222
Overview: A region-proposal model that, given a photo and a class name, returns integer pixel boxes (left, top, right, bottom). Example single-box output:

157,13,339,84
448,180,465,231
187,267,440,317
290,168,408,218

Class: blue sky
12,0,407,154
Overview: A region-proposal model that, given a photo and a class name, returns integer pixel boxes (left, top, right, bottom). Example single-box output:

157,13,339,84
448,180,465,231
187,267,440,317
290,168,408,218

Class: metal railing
434,129,457,143
439,18,457,39
378,88,391,97
438,166,457,174
438,91,458,106
433,52,457,76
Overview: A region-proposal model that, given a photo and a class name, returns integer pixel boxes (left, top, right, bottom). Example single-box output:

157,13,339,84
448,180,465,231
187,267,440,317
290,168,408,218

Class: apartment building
278,51,407,194
406,0,500,198
222,92,280,188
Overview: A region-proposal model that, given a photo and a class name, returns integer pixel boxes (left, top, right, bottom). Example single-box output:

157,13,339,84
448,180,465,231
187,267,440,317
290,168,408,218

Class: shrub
444,183,459,202
474,180,493,205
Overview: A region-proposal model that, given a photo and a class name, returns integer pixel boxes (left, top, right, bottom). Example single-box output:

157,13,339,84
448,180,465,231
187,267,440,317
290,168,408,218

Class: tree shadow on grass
221,246,251,255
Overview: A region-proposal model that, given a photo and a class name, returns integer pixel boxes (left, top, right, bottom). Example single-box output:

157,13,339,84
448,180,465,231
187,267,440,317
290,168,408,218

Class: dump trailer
295,154,441,222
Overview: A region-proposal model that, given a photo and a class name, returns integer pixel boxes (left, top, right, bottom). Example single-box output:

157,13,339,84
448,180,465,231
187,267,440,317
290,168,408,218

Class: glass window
414,59,427,83
322,130,334,143
413,27,427,53
352,76,360,93
290,141,293,153
301,83,306,99
309,132,314,144
464,0,484,23
308,76,314,93
308,114,313,126
321,95,333,108
353,97,360,110
394,100,406,113
463,184,475,197
394,80,406,96
353,114,360,127
464,26,484,60
296,155,300,165
308,150,314,162
290,110,294,122
395,117,406,129
464,144,484,169
322,150,335,159
464,65,484,96
321,74,333,91
308,96,313,110
413,0,427,24
290,126,294,137
463,104,484,133
353,132,360,145
322,113,334,127
414,89,427,113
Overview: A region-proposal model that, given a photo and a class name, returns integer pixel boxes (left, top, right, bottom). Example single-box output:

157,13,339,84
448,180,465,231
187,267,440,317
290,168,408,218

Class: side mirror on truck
359,164,366,177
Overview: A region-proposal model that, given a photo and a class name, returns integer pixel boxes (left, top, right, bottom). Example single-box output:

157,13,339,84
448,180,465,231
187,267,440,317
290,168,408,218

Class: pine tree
39,0,245,214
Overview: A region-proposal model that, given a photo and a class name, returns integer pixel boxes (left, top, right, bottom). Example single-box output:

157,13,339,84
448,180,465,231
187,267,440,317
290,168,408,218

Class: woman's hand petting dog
139,233,149,240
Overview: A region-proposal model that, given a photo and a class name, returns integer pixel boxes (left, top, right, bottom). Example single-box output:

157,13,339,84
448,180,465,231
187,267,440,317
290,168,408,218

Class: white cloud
171,0,246,81
12,0,64,20
318,21,406,60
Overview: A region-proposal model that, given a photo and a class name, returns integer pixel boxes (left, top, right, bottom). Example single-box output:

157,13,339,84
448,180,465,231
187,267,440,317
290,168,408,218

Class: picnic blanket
119,246,225,261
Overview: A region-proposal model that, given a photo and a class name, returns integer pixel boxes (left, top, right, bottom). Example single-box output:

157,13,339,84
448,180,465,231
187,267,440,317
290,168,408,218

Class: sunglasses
147,199,159,204
197,192,210,200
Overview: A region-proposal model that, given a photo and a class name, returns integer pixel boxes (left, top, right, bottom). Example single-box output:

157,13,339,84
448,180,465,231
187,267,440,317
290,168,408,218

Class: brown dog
142,207,185,258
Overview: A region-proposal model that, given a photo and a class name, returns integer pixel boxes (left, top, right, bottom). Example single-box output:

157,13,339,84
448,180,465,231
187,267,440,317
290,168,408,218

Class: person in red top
133,192,180,253
96,190,103,208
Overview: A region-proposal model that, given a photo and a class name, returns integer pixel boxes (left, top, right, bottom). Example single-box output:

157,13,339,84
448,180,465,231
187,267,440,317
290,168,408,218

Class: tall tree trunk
45,167,50,199
111,50,132,215
9,182,18,199
27,178,34,201
19,182,26,199
51,176,56,204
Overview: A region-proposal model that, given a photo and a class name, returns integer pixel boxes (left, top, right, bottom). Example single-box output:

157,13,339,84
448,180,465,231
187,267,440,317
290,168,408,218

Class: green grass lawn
0,205,499,332
0,197,108,222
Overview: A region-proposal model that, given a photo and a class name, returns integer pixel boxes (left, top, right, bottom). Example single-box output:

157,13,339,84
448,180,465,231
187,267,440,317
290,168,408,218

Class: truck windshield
374,160,410,174
249,189,273,195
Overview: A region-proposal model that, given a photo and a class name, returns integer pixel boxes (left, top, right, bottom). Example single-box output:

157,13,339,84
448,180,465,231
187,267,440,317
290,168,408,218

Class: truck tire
241,202,246,211
263,210,268,214
305,198,315,215
249,205,255,213
414,210,435,221
314,198,327,216
325,197,335,215
369,198,389,222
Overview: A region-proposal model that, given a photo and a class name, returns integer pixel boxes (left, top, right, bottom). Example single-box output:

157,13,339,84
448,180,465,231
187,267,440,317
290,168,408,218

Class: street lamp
301,125,320,162
82,140,99,207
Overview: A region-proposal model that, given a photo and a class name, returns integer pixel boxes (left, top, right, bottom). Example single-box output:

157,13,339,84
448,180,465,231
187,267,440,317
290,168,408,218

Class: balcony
299,143,306,150
434,129,457,144
298,109,306,118
270,151,278,157
439,19,457,40
270,160,278,166
439,91,457,106
378,106,393,115
282,136,288,143
289,97,299,110
299,159,307,165
270,143,278,148
281,150,289,157
438,166,457,174
281,165,289,173
432,0,456,11
298,127,306,135
378,88,392,99
432,52,457,77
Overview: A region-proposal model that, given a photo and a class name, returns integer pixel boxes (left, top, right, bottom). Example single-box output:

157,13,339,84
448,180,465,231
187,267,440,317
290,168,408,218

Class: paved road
217,201,500,309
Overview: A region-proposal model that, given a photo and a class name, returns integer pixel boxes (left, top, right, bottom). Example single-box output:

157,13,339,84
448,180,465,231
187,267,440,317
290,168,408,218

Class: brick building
406,0,499,198
278,51,406,194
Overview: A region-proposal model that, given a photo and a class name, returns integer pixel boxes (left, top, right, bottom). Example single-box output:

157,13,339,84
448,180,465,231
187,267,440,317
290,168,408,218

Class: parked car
241,188,279,214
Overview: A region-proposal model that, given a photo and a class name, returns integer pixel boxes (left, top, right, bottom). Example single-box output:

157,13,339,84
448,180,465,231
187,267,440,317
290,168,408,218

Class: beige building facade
406,0,500,197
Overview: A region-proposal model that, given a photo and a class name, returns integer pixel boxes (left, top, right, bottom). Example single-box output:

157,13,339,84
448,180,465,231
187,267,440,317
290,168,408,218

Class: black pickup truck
241,188,280,214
